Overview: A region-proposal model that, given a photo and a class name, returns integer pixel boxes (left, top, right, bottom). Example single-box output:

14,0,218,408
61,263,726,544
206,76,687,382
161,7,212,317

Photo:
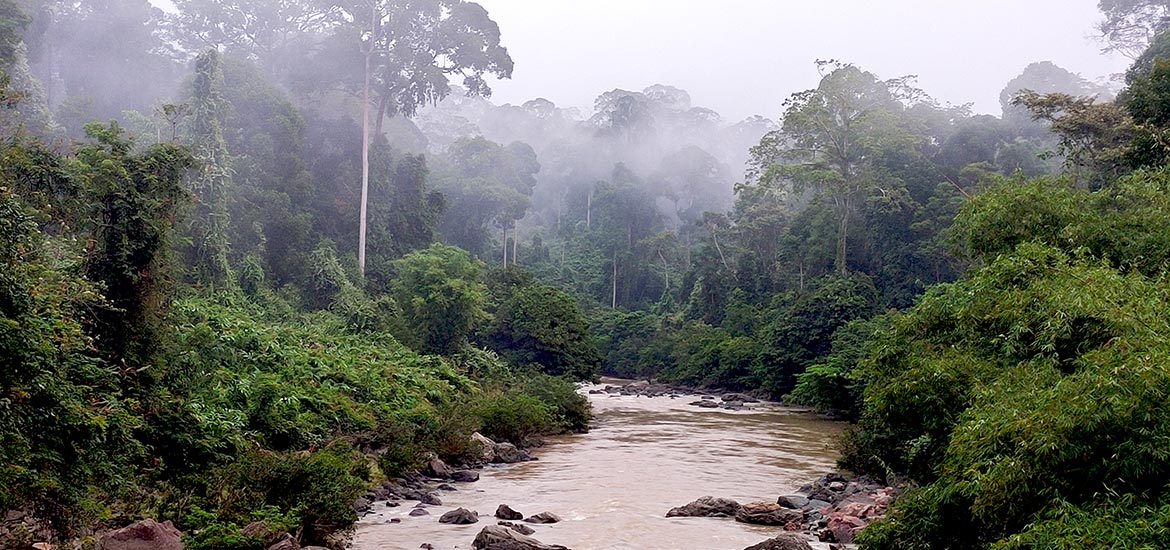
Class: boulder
743,534,813,550
776,495,810,509
424,458,454,479
497,521,535,535
472,432,498,462
722,393,759,403
472,525,570,550
522,512,562,524
451,470,480,483
438,508,479,525
437,484,457,492
495,504,524,520
493,443,532,464
409,508,431,517
824,515,866,544
689,400,720,408
735,502,803,526
666,496,742,518
265,533,299,550
97,519,183,550
352,497,372,514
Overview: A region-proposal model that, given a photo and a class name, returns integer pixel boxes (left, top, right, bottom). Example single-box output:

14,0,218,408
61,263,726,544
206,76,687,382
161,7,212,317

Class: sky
150,0,1131,122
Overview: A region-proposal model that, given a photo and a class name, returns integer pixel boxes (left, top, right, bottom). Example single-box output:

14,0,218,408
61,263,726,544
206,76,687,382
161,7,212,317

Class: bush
472,391,552,446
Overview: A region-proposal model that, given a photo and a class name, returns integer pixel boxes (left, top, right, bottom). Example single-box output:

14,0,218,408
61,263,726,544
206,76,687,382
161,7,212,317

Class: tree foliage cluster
843,27,1170,549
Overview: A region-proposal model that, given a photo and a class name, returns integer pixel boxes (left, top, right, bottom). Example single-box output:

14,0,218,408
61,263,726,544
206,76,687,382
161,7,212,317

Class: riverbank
350,381,845,550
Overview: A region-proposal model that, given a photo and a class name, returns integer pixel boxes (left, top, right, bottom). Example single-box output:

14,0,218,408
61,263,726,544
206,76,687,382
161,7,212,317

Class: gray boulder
735,502,804,526
451,470,480,482
424,458,454,479
666,496,742,518
471,432,498,462
438,508,479,525
409,508,431,517
497,521,535,535
493,442,532,464
495,504,524,520
743,534,814,550
522,512,562,524
97,519,183,550
472,525,569,550
777,495,810,509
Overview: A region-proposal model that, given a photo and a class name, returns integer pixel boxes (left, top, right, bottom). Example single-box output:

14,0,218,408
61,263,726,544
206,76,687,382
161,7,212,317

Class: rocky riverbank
666,472,897,548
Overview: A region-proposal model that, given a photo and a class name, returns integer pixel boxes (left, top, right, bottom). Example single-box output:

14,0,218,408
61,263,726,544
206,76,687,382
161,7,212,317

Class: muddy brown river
351,382,843,550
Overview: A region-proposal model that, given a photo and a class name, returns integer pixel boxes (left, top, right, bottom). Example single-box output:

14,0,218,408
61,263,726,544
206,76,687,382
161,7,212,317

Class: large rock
97,519,183,550
666,496,742,518
497,521,535,535
776,495,810,509
522,512,561,524
424,458,454,479
492,442,532,464
495,504,524,520
472,525,569,550
265,533,299,550
722,393,759,403
735,502,804,527
471,432,498,462
438,508,479,525
451,470,480,483
743,534,813,550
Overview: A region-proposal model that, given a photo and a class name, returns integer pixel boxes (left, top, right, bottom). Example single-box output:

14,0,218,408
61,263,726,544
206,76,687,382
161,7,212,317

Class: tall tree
186,49,234,286
748,62,921,274
1096,0,1170,58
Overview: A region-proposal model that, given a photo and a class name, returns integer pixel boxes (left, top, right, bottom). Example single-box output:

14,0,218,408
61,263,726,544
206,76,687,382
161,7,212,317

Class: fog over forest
5,1,1170,549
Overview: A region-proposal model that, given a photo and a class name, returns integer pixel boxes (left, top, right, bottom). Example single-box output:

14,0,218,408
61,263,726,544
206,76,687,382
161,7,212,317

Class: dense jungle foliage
2,0,1169,548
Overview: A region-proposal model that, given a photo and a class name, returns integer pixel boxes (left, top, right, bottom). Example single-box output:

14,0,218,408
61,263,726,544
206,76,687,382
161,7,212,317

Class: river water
351,383,843,550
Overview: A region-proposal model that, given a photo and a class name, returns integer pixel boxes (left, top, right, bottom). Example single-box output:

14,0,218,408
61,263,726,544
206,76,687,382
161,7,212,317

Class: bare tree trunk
502,225,508,267
836,195,849,275
711,226,729,270
357,2,375,279
611,251,618,309
658,249,669,294
586,190,592,230
375,93,390,136
512,233,519,266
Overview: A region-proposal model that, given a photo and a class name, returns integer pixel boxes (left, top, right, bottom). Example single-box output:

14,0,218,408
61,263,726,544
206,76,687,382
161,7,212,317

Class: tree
489,277,601,380
749,62,922,274
323,0,513,277
1096,0,1170,58
391,244,487,354
186,49,234,286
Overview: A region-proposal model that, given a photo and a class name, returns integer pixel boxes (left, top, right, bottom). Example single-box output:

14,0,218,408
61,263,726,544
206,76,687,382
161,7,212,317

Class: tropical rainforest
2,0,1170,548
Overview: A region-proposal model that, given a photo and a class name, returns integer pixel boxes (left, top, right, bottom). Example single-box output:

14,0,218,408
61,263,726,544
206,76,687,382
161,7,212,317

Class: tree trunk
836,195,849,275
513,233,519,266
711,226,729,270
586,190,592,230
357,3,375,279
502,225,508,266
658,249,669,296
611,251,618,309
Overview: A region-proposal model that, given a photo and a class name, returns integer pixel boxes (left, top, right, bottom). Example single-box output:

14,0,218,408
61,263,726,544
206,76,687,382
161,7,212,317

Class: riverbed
351,383,843,550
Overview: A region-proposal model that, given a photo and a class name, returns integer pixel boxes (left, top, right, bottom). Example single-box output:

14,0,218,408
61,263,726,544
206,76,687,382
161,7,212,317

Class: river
351,382,843,550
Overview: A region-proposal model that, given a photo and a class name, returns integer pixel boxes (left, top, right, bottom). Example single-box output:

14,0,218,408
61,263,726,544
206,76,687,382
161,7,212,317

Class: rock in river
451,470,480,482
735,502,803,527
495,504,524,520
497,521,535,535
776,495,810,509
666,496,742,518
743,534,813,550
523,512,562,524
472,525,569,550
439,508,479,525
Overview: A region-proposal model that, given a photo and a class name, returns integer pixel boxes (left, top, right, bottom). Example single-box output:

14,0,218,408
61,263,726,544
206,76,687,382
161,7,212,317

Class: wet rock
493,442,532,464
386,501,400,507
522,512,562,524
389,518,401,524
472,525,570,550
265,533,299,550
735,502,803,527
666,496,742,518
420,545,434,550
808,499,830,509
424,458,454,479
439,508,480,525
722,393,760,403
828,481,846,492
689,400,720,408
822,515,866,544
495,504,524,520
437,484,457,492
587,389,604,394
777,495,810,510
497,521,535,535
743,534,813,550
701,395,715,400
409,508,431,517
97,519,183,550
722,401,745,410
353,497,372,514
451,470,480,482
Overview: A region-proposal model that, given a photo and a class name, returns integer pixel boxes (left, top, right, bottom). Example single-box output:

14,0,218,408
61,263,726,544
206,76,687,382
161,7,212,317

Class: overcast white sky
152,0,1131,121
